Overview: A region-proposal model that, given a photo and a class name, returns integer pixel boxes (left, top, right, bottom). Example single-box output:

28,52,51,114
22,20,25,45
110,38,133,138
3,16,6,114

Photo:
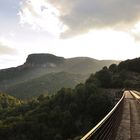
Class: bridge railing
81,92,125,140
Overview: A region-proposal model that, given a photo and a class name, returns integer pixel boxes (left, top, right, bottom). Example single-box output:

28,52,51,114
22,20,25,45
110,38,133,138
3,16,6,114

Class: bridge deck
115,91,140,140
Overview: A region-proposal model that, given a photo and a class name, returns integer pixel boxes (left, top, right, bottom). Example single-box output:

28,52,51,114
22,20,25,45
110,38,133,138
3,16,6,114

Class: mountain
65,57,119,74
0,53,119,99
25,53,65,66
23,54,119,74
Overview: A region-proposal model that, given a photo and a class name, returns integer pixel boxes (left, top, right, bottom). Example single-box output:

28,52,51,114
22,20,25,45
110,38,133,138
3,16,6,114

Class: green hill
5,72,87,99
0,53,119,99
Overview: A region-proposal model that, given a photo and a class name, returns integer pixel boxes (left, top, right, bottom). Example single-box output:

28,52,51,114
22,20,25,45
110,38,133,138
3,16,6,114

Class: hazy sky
0,0,140,69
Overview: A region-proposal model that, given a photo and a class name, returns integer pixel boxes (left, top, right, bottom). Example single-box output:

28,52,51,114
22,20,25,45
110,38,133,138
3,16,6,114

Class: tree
95,67,112,88
109,64,118,73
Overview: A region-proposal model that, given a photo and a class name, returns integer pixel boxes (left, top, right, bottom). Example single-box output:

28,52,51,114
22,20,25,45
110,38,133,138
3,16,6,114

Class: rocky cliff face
24,53,65,67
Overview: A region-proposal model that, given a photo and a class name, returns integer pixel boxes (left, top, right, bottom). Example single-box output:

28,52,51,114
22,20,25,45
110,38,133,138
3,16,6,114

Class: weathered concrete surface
115,91,140,140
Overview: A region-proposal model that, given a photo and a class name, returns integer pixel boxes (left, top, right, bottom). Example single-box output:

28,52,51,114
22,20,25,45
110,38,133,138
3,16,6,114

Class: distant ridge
0,53,120,99
22,53,120,73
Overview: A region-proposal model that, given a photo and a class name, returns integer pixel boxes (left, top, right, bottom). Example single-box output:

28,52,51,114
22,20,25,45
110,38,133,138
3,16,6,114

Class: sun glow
49,30,135,60
29,29,138,60
133,21,140,33
19,0,67,36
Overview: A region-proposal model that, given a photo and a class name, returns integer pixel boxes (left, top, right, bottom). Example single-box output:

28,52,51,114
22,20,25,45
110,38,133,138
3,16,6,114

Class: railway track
130,90,140,103
80,90,140,140
115,90,140,140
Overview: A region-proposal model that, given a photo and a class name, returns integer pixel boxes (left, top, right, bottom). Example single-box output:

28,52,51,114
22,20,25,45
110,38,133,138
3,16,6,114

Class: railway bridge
81,90,140,140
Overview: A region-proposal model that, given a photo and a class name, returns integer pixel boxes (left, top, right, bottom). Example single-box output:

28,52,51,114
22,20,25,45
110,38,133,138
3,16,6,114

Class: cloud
46,0,140,37
0,42,17,55
19,0,140,38
18,0,66,36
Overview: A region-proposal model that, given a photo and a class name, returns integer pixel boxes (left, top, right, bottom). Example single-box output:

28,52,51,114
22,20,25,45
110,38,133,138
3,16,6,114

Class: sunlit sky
0,0,140,69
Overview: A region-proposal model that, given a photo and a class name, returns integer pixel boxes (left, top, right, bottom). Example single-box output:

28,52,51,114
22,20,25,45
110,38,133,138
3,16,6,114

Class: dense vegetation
0,93,21,109
92,57,140,89
0,74,115,140
118,57,140,73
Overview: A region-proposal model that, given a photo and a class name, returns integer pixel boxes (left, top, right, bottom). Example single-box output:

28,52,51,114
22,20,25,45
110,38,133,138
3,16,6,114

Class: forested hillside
0,75,115,140
6,72,86,99
0,53,119,99
93,57,140,89
0,57,140,139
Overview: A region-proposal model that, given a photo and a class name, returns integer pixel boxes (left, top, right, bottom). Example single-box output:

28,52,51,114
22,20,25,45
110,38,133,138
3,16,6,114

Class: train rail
129,90,140,103
81,91,125,140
